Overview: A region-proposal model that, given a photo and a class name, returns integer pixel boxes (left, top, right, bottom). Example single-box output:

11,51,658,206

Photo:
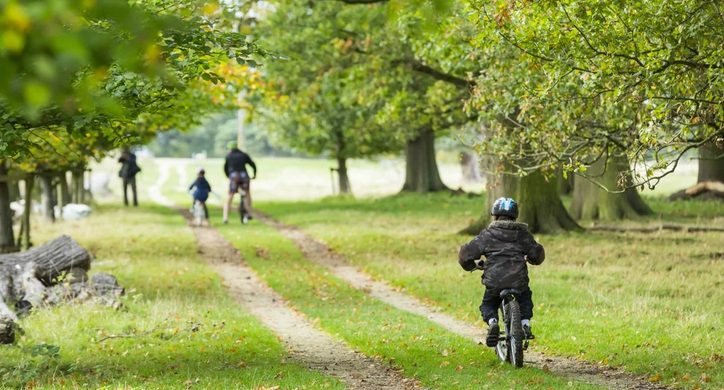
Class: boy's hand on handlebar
474,260,485,270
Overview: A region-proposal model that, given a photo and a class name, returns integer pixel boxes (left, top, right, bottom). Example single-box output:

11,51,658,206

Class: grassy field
0,205,344,389
213,212,609,390
257,194,724,389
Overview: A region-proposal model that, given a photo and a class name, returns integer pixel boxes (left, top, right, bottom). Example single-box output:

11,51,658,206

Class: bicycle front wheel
508,301,524,367
495,302,510,363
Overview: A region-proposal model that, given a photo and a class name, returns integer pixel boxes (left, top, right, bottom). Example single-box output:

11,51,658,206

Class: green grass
257,194,724,389
213,212,610,390
0,204,345,390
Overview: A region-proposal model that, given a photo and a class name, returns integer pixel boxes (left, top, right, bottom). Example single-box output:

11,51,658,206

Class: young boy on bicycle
458,197,545,347
189,168,212,221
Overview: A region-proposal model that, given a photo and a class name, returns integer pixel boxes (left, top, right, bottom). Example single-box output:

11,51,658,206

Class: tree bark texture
697,141,724,183
0,235,91,284
460,158,579,235
0,161,15,253
0,235,124,344
461,152,482,182
71,170,85,204
59,172,71,207
569,155,653,220
558,170,574,196
402,129,448,193
337,157,351,194
22,176,33,250
40,174,56,223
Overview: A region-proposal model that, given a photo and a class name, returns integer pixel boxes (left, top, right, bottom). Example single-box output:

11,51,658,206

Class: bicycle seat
499,288,521,298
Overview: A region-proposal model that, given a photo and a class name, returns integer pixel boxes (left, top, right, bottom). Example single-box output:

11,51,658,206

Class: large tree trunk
39,174,55,223
461,158,580,235
402,129,448,193
697,141,724,183
461,151,482,182
569,154,653,220
0,161,15,253
669,142,724,200
558,170,574,196
337,157,351,194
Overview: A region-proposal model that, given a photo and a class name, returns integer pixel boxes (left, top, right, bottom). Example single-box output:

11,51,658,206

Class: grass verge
215,212,610,390
258,194,724,389
0,204,344,390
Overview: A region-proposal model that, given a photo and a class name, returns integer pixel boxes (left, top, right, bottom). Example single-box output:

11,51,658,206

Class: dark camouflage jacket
458,220,545,291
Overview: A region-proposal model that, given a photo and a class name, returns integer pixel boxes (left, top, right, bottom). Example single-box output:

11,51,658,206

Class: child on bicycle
189,168,212,221
458,197,545,347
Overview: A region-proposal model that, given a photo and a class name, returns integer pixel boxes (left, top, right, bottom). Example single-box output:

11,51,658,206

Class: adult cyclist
223,142,257,224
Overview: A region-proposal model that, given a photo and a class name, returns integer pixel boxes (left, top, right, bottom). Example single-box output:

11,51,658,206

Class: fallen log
589,223,724,233
0,236,124,344
0,235,91,284
669,181,724,201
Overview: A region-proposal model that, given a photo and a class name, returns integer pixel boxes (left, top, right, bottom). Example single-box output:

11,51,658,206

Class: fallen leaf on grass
442,349,449,357
649,374,661,382
542,364,549,372
352,373,362,378
275,372,284,379
700,372,711,383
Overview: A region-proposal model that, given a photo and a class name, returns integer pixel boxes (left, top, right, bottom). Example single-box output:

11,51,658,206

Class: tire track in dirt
181,213,427,390
256,212,674,390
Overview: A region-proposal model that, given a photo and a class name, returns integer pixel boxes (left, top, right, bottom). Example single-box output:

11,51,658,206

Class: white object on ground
60,204,92,221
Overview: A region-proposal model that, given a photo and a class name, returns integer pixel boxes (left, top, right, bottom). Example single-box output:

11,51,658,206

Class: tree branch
398,58,473,89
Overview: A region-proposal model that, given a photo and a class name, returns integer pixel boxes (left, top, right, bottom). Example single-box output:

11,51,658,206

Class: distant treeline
148,111,298,158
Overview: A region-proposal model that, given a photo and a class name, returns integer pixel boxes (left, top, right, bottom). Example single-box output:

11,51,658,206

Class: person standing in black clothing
118,147,141,206
223,142,257,224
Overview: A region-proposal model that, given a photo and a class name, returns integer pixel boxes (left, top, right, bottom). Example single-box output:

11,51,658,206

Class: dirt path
149,164,424,390
148,160,174,207
256,212,674,390
185,216,425,390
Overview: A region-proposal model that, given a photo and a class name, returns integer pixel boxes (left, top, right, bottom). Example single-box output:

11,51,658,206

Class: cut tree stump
669,181,724,201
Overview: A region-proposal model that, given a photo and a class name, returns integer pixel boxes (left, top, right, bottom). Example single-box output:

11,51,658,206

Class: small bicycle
494,288,528,367
191,200,206,227
473,261,529,368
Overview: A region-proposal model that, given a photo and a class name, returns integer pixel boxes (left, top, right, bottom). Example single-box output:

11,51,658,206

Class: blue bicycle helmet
491,197,519,219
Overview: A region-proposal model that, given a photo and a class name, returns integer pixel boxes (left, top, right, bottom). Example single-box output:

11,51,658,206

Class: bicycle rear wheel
508,301,524,367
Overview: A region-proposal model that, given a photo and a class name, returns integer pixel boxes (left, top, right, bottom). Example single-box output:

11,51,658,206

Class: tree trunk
337,157,351,194
0,161,16,253
71,170,84,204
22,176,34,250
401,129,448,193
558,170,574,196
460,159,580,235
569,154,653,220
59,172,71,207
40,174,55,223
697,141,724,183
461,151,481,182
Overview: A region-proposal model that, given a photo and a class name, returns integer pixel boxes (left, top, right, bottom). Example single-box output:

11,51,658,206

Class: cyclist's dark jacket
458,220,545,292
224,149,256,178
